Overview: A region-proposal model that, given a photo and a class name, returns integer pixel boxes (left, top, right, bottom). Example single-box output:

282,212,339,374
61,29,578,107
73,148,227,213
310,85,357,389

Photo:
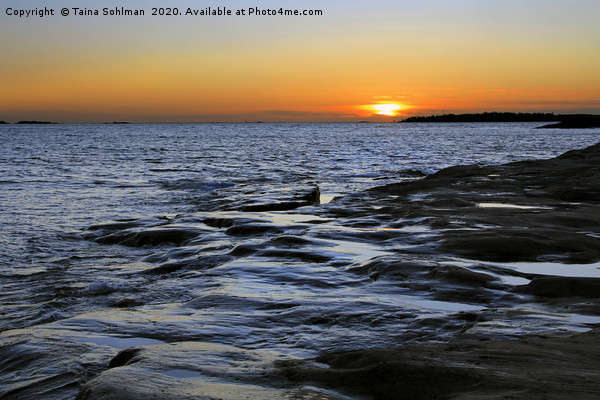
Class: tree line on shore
400,112,600,123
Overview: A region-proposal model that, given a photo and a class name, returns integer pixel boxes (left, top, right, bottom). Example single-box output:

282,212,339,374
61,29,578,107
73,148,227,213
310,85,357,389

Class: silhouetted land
401,112,600,126
16,121,57,124
0,121,7,124
537,115,600,129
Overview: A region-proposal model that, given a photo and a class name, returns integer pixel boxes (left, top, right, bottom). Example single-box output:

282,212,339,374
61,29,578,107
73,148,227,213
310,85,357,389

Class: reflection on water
164,369,204,379
75,335,166,349
319,193,337,204
487,261,600,278
477,202,553,210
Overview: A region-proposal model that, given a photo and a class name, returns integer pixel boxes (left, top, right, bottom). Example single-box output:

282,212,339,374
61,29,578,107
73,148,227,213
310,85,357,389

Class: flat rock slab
76,329,600,399
333,142,600,263
279,327,600,400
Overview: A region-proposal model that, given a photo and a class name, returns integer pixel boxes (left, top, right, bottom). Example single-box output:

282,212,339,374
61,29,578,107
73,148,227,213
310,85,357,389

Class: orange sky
1,0,599,122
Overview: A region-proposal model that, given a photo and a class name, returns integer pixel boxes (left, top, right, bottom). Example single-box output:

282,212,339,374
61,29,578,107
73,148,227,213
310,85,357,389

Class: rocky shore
365,141,600,263
290,140,600,399
279,327,600,400
77,142,600,399
76,327,600,400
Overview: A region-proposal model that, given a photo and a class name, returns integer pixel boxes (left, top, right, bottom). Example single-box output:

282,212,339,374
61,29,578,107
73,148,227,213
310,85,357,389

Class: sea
1,122,599,399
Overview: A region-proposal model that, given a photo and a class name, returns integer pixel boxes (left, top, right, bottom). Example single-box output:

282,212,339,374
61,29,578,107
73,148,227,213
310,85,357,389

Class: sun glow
370,103,403,116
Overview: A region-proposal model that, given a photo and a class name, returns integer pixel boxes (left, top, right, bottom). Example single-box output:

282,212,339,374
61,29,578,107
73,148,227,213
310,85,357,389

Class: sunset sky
1,0,599,122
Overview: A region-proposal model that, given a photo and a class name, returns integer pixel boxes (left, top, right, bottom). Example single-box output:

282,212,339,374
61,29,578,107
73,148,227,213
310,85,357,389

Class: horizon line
3,111,599,125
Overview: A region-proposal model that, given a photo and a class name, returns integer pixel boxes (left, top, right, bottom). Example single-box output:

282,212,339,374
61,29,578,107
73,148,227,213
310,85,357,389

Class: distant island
400,112,600,127
16,120,58,124
0,121,7,124
401,112,559,123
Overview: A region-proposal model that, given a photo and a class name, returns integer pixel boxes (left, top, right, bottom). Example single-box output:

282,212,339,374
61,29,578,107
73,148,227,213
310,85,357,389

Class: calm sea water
1,122,599,398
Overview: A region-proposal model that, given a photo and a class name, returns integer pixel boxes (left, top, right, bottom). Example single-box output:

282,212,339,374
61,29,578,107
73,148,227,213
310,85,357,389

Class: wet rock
357,142,600,263
110,298,143,308
202,217,235,228
108,348,142,368
225,224,281,236
85,217,170,232
0,332,113,400
348,257,434,281
76,342,339,400
241,186,320,212
279,328,600,400
269,235,321,246
241,201,312,212
186,294,264,311
84,217,204,247
256,249,332,263
518,276,600,298
427,265,498,286
441,228,600,263
229,243,259,256
142,255,233,274
117,228,201,247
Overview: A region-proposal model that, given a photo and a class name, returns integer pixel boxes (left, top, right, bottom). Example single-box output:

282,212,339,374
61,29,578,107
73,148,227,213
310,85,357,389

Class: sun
370,103,403,116
357,101,410,119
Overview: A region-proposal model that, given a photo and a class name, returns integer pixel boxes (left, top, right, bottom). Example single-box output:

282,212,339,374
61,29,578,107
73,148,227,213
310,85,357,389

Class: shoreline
76,141,600,399
288,141,600,399
282,142,600,398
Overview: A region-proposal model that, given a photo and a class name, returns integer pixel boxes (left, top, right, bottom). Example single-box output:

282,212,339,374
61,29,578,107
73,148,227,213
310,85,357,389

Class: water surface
1,122,599,398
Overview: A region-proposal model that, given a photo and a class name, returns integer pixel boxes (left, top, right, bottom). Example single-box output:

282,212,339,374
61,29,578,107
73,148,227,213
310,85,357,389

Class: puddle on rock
488,261,600,278
477,202,553,210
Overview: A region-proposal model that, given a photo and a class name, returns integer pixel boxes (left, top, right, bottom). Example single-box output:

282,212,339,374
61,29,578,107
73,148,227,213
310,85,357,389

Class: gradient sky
1,0,599,122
